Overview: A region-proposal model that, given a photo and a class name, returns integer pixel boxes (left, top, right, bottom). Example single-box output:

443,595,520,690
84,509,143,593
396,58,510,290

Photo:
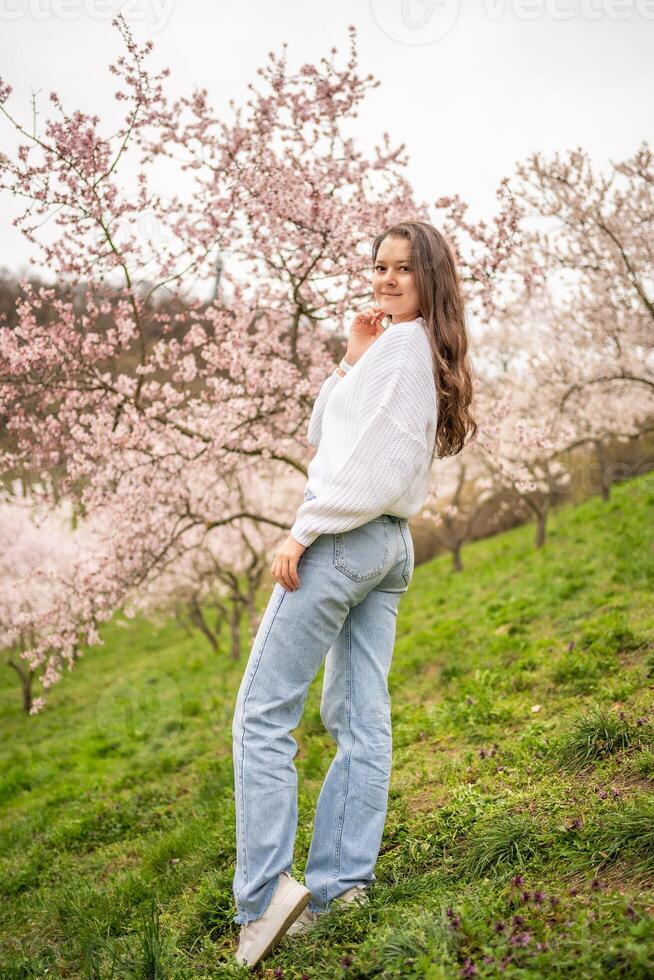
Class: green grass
1,474,653,978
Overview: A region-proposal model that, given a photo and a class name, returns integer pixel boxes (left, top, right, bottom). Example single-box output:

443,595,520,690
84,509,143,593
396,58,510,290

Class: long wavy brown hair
372,220,477,461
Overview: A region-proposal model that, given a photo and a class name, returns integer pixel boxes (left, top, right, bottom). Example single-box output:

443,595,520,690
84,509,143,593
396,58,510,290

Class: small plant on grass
463,813,543,877
558,706,648,770
352,909,457,979
109,895,166,980
588,797,654,876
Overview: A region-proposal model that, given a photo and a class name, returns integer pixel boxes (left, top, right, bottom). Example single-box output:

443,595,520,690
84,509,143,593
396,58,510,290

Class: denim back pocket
333,520,390,582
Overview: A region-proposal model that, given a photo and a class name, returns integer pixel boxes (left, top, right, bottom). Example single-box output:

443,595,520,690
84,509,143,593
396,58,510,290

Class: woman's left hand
271,535,307,591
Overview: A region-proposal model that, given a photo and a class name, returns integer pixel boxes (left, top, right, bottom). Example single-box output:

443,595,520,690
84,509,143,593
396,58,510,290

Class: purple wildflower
446,906,461,928
460,960,477,977
340,955,352,968
512,914,526,928
512,874,525,887
625,904,636,920
520,891,531,904
494,920,506,933
510,931,532,948
590,877,604,891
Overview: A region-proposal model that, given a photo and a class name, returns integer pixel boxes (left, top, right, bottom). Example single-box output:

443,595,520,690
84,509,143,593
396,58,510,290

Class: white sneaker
285,905,321,936
285,884,370,937
337,885,370,905
235,870,311,967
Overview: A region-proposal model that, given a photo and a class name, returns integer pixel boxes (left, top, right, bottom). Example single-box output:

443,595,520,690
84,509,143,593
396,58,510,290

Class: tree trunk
187,597,219,652
230,602,243,661
451,542,463,572
8,657,34,714
247,596,263,641
173,609,195,638
594,439,611,501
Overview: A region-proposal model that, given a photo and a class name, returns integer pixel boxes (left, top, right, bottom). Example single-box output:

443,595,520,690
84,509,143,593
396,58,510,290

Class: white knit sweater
290,316,438,547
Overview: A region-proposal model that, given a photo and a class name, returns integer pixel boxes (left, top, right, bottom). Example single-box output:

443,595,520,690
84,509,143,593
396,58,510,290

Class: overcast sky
1,0,652,281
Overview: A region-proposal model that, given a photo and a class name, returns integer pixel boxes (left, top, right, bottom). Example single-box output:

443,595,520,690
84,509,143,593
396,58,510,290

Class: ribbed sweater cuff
290,524,320,548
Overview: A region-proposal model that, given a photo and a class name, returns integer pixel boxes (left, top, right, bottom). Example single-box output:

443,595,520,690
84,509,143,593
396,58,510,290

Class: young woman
232,220,477,967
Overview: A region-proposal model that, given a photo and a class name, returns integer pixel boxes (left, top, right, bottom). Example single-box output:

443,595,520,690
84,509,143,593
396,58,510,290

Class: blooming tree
122,465,302,659
0,488,107,713
508,142,654,411
433,143,654,543
420,448,513,573
0,18,521,711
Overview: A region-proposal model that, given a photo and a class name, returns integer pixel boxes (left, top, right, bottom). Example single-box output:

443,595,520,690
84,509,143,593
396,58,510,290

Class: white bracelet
339,357,353,373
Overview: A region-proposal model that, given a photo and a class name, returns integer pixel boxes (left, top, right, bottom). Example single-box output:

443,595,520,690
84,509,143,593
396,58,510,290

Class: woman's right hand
345,306,386,365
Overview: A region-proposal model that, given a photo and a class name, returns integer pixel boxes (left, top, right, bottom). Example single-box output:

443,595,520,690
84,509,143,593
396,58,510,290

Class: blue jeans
231,487,415,925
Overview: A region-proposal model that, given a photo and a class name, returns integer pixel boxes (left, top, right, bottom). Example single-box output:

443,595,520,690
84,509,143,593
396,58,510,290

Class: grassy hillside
1,475,653,979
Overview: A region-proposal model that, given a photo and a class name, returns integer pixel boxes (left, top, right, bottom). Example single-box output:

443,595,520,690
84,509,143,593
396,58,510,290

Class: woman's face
372,236,421,323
